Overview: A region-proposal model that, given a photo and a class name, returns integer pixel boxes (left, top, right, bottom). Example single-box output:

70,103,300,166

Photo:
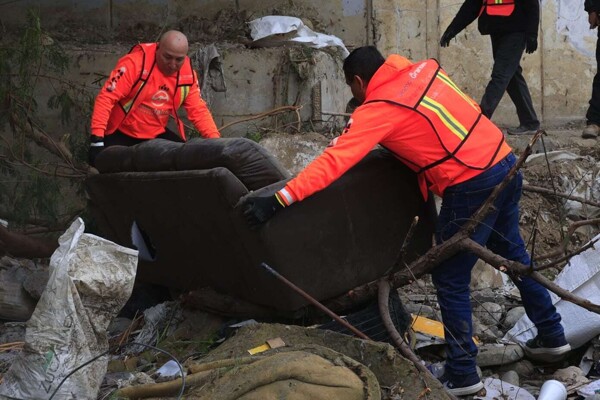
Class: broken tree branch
462,237,600,314
218,105,302,132
535,238,600,271
377,278,458,399
524,184,600,209
535,218,600,261
0,224,58,258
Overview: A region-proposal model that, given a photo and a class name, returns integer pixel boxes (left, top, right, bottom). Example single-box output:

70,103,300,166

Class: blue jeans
431,153,564,378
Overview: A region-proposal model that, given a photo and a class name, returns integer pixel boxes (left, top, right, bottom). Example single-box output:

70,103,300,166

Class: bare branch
0,224,58,258
535,238,599,271
218,106,302,132
462,238,600,314
535,218,600,261
524,184,600,209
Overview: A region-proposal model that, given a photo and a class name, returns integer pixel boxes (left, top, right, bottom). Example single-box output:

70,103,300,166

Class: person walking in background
583,0,600,138
440,0,541,135
88,30,220,167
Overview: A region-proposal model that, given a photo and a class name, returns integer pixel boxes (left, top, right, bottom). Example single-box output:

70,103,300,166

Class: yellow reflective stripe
436,72,479,111
420,96,468,140
179,86,190,107
122,82,145,112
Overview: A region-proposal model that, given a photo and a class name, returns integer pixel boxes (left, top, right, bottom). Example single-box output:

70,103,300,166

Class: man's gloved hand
242,193,285,228
440,29,456,47
88,135,105,167
525,35,538,54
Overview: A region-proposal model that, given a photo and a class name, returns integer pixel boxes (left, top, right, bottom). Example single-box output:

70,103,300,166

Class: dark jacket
586,0,600,13
445,0,539,38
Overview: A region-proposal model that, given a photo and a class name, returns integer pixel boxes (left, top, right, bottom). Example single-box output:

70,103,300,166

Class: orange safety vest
365,58,510,189
481,0,515,17
105,43,195,139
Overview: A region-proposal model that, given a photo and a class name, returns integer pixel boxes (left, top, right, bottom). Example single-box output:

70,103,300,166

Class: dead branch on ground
524,184,600,209
535,218,600,261
377,278,457,399
0,224,58,258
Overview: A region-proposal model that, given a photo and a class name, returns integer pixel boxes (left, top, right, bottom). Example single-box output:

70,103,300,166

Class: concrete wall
3,0,597,128
3,0,369,48
375,0,596,127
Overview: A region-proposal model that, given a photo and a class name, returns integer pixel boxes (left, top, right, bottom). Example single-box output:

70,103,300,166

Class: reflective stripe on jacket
365,58,509,179
278,55,511,204
482,0,515,17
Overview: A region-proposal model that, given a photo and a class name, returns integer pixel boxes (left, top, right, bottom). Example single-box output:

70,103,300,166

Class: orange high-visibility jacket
481,0,515,17
277,55,511,205
91,43,220,140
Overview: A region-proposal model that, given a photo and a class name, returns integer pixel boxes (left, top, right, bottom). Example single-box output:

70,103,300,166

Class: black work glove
440,28,456,47
88,135,105,167
525,34,537,54
242,194,285,229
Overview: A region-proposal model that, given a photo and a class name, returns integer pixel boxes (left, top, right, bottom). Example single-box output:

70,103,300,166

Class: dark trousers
431,153,564,378
586,29,600,125
480,31,540,129
105,128,185,147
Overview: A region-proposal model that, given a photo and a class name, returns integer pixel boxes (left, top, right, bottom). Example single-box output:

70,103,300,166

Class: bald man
89,30,220,167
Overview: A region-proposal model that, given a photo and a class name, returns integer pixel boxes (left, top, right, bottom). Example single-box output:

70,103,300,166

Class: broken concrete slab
477,343,524,367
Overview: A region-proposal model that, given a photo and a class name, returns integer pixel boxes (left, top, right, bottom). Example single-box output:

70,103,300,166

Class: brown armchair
85,138,434,312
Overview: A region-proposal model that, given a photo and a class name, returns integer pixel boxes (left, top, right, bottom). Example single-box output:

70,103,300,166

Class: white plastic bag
0,218,138,399
504,233,600,350
248,16,350,58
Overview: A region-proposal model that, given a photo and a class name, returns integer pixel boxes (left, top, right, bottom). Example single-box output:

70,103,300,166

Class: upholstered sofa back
86,138,435,312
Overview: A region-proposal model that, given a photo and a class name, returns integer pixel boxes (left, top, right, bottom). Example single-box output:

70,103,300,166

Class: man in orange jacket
88,30,220,167
242,46,569,396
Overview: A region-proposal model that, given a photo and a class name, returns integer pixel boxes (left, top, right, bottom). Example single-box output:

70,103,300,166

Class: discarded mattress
85,137,435,312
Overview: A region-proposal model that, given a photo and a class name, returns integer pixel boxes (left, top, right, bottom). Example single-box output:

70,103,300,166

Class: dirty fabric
195,348,380,400
188,323,452,399
191,44,226,106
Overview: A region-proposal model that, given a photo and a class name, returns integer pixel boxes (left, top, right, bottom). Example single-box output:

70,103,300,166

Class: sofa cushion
95,137,290,191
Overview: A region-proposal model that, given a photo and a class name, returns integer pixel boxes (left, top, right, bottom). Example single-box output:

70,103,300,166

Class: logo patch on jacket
151,90,169,106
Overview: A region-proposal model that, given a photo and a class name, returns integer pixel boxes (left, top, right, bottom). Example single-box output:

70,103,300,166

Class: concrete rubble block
258,132,330,175
404,303,437,320
477,343,524,367
498,359,537,378
501,370,520,388
22,268,49,300
473,316,501,342
504,306,526,329
471,259,506,291
474,301,504,327
0,266,36,321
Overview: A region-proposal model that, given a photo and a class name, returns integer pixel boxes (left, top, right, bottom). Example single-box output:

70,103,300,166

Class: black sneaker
439,372,484,396
507,125,540,135
523,335,571,362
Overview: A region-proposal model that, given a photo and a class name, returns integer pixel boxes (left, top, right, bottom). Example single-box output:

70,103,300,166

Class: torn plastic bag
504,233,600,350
0,218,138,399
